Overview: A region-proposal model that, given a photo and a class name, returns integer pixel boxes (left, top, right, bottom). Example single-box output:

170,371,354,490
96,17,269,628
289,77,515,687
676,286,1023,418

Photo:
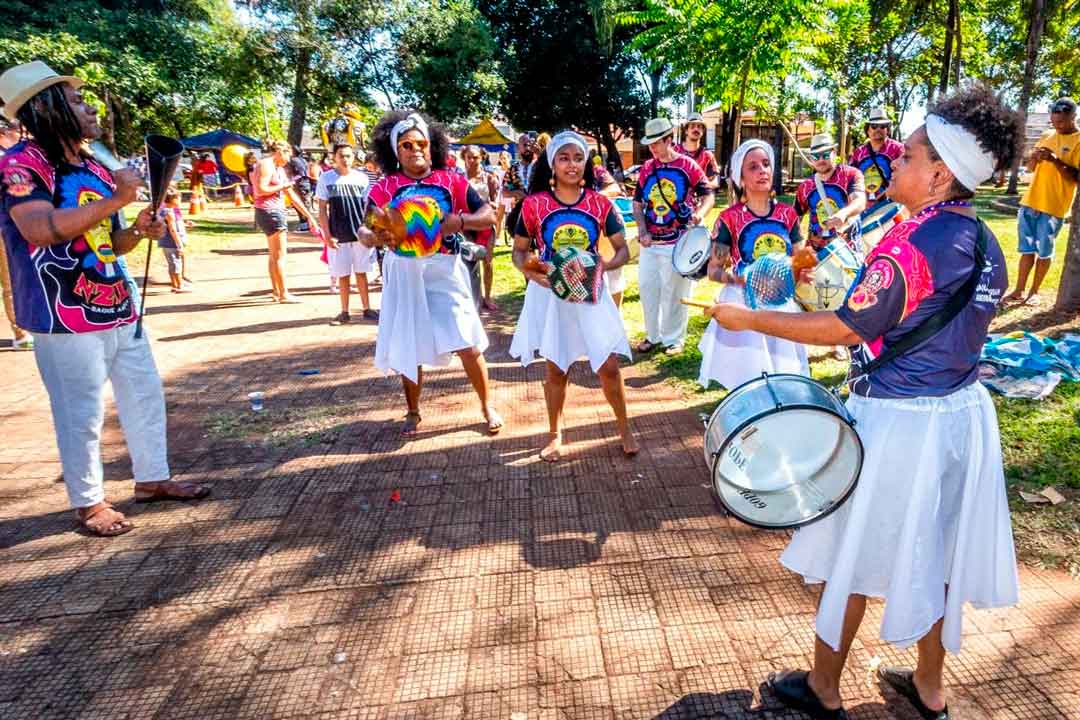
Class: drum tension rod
762,372,784,411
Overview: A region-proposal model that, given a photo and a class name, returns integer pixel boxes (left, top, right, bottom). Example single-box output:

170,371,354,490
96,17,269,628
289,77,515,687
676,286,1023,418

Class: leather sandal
77,503,134,537
767,670,849,719
877,667,949,719
134,480,212,504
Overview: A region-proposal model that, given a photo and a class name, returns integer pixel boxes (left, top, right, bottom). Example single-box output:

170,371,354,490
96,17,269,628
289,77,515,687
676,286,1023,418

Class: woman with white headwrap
510,131,637,462
696,139,808,390
704,84,1022,720
361,111,502,437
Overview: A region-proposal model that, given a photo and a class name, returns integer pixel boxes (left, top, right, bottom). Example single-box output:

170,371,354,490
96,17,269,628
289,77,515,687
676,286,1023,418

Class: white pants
638,243,693,347
33,323,170,508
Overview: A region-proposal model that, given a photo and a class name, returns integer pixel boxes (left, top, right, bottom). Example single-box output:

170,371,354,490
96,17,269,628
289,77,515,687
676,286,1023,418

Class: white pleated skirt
375,252,488,383
697,284,809,390
509,280,631,373
781,382,1018,654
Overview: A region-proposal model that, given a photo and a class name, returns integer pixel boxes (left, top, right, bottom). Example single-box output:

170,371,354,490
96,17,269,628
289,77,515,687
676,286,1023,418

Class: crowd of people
2,57,1080,720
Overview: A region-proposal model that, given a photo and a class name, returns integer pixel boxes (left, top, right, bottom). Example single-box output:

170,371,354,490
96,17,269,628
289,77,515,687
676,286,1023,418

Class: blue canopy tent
178,129,261,187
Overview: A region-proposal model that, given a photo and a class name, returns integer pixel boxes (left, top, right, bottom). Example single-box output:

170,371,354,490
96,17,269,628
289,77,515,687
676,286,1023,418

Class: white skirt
375,252,488,383
697,284,809,389
509,280,631,373
781,382,1018,654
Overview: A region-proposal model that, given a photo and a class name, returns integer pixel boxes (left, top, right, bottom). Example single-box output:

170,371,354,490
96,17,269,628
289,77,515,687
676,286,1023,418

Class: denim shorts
254,208,288,236
1017,205,1065,259
162,248,182,275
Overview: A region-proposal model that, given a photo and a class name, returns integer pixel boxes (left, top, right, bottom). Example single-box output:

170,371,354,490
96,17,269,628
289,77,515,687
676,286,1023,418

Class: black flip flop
877,667,949,719
767,670,849,720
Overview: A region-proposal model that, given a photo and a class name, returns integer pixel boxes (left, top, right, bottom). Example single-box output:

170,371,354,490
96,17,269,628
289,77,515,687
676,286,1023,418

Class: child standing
159,188,190,293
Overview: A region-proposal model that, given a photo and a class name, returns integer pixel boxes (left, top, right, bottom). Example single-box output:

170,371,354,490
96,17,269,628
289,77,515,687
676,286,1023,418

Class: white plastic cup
247,391,265,412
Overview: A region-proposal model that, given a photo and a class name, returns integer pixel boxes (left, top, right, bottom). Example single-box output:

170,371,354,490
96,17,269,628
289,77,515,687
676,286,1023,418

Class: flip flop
635,339,659,353
134,480,212,503
767,670,849,719
877,667,949,719
402,412,422,436
484,409,504,435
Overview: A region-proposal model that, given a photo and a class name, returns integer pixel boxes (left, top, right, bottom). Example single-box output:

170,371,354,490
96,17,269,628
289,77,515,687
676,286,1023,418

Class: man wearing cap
795,133,867,250
633,117,714,355
848,108,904,207
674,112,720,186
0,61,210,537
1004,97,1079,305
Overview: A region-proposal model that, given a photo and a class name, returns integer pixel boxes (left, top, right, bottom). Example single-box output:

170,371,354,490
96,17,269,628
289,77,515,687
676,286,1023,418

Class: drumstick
679,298,712,309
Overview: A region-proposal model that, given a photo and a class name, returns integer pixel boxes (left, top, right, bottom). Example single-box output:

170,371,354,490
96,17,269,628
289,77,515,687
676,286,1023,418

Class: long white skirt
375,252,488,383
697,283,809,390
509,281,631,373
781,382,1018,654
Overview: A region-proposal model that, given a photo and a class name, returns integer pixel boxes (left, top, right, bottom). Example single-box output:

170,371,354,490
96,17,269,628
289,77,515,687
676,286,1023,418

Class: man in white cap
1004,96,1079,305
848,107,904,207
632,117,714,355
0,61,211,537
674,112,720,186
794,133,867,250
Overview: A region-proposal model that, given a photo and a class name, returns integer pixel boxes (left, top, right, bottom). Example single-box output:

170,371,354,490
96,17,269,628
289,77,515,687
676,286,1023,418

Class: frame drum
672,225,712,279
702,373,863,529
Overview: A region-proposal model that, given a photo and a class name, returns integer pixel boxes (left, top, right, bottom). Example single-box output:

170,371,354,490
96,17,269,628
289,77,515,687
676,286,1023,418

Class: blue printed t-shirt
633,154,711,244
0,140,136,334
794,164,865,245
515,189,623,262
712,201,802,273
848,138,904,203
836,208,1007,399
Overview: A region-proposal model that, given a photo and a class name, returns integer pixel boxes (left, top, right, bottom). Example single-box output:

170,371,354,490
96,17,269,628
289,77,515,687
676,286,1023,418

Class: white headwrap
390,113,430,150
546,130,589,168
925,113,996,191
728,139,774,190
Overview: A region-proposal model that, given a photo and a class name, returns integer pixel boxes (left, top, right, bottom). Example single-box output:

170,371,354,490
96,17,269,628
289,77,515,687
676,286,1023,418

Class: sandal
767,670,849,719
134,480,212,504
402,412,422,436
484,408,504,435
77,502,134,537
635,339,659,353
877,667,949,719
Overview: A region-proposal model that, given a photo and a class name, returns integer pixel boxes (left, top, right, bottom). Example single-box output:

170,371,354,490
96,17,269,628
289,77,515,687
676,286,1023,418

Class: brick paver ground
1,208,1079,719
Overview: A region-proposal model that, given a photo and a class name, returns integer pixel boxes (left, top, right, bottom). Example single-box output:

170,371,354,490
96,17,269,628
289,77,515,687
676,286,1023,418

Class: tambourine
368,195,444,257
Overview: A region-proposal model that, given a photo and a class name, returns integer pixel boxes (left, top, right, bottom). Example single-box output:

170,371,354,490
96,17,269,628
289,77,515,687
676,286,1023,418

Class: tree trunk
287,45,313,147
599,125,622,172
938,0,957,95
1055,193,1080,311
1007,0,1048,196
648,67,663,119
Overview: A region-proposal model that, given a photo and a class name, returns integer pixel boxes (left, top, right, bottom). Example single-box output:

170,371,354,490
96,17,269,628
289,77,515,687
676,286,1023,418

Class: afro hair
369,110,450,175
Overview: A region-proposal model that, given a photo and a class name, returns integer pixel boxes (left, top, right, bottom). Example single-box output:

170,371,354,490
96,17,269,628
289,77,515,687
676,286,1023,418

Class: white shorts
604,266,626,295
329,242,375,277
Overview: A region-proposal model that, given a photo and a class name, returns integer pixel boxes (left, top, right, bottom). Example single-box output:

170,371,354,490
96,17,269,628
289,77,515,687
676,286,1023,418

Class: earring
578,178,585,188
549,177,556,189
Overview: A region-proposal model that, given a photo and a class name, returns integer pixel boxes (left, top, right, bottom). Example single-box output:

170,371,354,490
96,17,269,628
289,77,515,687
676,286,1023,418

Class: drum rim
860,201,901,232
705,373,864,530
673,226,711,277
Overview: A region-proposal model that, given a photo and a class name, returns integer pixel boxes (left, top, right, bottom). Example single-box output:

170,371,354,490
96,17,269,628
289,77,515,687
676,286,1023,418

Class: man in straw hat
0,61,211,536
632,117,714,355
848,107,905,207
674,111,720,187
794,132,867,250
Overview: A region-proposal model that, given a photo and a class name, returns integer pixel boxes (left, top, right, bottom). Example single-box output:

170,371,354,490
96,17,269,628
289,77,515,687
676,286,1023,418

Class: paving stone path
1,209,1078,719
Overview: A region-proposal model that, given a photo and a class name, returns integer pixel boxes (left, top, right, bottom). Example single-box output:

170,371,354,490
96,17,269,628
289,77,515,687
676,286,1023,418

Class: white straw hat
0,61,84,122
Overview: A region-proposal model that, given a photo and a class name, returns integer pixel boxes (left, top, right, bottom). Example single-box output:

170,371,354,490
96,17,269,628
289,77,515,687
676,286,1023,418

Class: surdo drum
702,373,863,529
672,225,712,279
856,201,902,257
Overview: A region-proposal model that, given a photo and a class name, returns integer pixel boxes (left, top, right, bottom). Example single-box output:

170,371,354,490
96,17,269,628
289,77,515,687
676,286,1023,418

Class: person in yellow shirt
1005,97,1079,305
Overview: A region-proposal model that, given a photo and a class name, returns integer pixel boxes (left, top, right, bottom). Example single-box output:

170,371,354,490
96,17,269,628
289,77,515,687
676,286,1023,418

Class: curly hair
924,83,1024,198
526,152,597,196
370,110,449,175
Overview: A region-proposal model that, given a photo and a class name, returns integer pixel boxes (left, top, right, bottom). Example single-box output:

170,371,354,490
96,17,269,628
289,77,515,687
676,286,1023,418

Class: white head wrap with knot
728,139,774,190
390,113,430,151
545,130,589,168
924,113,996,192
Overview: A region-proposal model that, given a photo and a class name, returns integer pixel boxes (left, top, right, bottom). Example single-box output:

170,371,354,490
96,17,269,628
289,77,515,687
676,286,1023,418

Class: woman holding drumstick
704,84,1021,720
360,111,502,437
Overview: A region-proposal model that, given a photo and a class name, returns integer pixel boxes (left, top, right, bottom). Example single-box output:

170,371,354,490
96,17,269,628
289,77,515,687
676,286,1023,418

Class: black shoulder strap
849,218,988,381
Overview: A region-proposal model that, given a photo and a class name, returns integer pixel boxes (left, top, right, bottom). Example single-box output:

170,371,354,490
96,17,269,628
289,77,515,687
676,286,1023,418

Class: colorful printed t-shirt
1021,129,1080,218
794,164,866,245
712,201,802,272
836,209,1007,399
848,138,904,203
367,169,484,255
673,143,720,180
0,141,136,334
315,168,369,243
633,155,711,244
515,189,623,262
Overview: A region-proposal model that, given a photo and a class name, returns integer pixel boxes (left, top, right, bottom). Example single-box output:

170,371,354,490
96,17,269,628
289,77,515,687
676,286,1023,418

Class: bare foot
484,407,504,435
621,431,640,457
540,432,562,462
1002,290,1024,304
1024,293,1044,307
402,412,422,437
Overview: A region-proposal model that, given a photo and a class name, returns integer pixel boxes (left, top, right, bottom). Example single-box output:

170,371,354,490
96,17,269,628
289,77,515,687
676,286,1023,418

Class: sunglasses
868,123,891,130
809,150,833,160
398,139,429,152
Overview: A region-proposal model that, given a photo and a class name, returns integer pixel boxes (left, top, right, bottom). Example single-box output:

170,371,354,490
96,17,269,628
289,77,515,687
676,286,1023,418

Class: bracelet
457,212,466,233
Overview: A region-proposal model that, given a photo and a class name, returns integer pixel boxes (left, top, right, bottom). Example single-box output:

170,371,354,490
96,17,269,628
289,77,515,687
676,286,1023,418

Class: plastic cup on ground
248,391,265,412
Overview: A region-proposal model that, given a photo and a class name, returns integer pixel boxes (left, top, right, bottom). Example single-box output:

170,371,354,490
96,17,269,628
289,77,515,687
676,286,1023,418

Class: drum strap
849,218,988,381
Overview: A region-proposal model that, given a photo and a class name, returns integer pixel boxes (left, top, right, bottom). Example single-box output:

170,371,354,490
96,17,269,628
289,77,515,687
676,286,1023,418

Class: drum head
710,406,862,529
672,226,711,278
859,201,901,233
